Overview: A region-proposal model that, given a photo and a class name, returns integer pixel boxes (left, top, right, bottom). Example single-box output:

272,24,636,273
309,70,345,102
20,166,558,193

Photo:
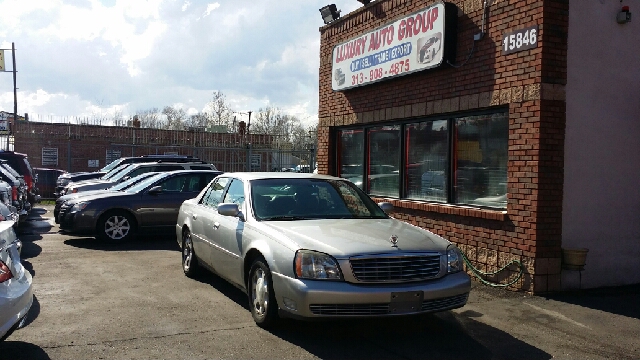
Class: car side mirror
218,203,245,221
378,202,394,214
148,186,163,195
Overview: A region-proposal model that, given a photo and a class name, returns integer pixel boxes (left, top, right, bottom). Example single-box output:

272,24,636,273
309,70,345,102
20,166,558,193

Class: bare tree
112,110,126,127
205,91,233,131
184,113,208,130
136,108,164,129
162,106,186,130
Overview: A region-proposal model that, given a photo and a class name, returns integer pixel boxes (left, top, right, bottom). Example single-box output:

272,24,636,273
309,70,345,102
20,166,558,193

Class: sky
0,0,362,127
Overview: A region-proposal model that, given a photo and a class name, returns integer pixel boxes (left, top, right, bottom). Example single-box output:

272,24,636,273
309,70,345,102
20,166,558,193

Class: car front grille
309,304,390,315
349,253,442,282
309,293,468,316
421,293,468,312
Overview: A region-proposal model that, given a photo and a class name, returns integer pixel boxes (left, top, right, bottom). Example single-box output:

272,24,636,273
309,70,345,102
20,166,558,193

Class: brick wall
317,0,568,293
12,121,274,173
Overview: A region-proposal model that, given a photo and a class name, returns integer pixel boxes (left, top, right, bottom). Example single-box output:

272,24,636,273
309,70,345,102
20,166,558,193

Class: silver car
0,221,33,341
176,173,470,327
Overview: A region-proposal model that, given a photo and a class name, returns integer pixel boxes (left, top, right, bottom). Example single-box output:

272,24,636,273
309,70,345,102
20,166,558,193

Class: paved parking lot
1,205,639,360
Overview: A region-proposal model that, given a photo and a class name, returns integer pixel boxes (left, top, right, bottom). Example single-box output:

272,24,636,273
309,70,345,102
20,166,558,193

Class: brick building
317,0,639,293
10,121,280,173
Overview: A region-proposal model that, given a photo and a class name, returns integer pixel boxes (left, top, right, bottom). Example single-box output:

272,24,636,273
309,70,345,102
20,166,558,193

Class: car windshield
100,158,125,172
251,178,388,220
101,164,134,180
110,172,159,191
124,173,167,193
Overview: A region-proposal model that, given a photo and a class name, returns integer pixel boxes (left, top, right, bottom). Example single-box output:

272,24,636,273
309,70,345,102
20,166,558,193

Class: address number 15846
502,25,538,55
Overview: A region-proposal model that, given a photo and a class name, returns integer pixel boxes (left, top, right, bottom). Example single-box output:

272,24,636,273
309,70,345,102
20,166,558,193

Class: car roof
217,172,341,181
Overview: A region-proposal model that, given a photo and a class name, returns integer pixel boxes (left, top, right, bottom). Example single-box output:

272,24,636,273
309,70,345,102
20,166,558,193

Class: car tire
182,230,200,278
248,258,279,328
97,211,135,242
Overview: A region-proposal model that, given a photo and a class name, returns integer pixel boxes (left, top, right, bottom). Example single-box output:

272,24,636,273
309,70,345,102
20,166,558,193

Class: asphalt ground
1,205,639,360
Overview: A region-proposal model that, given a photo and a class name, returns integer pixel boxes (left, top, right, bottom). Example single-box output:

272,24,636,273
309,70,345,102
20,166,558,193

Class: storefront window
335,109,508,209
337,129,364,188
405,120,448,202
453,113,508,208
368,125,400,198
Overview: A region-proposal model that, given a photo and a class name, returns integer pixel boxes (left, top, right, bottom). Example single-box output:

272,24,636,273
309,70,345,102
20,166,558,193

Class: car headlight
447,246,463,273
70,201,90,213
294,250,342,280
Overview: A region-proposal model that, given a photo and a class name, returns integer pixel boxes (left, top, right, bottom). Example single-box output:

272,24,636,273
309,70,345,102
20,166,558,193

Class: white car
176,172,470,328
0,221,33,341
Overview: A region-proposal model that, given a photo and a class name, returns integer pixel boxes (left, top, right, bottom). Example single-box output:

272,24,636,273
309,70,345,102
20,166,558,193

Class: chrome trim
348,252,443,283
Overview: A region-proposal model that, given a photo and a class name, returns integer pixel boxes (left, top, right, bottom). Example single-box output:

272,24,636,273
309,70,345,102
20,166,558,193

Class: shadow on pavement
63,236,180,252
20,295,41,329
191,271,250,311
545,283,640,320
267,311,551,360
0,341,51,360
189,268,549,359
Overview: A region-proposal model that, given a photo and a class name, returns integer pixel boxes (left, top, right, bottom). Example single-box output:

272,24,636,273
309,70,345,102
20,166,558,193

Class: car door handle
192,214,198,220
213,222,220,230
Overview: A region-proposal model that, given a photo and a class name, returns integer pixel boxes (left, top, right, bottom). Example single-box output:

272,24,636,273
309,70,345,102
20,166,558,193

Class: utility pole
12,42,17,151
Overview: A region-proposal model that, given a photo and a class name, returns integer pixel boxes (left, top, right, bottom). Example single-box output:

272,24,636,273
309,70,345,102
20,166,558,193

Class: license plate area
389,291,424,314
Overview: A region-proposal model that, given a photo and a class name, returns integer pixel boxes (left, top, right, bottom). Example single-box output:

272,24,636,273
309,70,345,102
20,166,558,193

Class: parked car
0,221,33,341
54,172,161,222
175,173,471,328
58,170,223,241
55,155,205,195
34,168,66,200
57,163,143,197
56,172,108,197
0,182,18,225
0,151,37,205
63,161,218,195
0,165,29,221
0,203,18,225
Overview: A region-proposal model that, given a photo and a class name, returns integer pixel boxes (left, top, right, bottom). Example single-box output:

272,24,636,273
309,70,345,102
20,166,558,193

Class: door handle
192,214,198,220
213,222,220,230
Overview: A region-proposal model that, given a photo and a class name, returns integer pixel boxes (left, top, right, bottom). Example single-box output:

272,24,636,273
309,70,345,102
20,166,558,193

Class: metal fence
104,143,316,173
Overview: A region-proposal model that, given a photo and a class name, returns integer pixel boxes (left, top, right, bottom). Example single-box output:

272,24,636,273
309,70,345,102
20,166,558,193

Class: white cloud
0,0,364,123
203,2,220,17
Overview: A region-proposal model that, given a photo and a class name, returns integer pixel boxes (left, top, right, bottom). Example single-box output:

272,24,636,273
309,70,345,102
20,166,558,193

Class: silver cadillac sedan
176,173,470,327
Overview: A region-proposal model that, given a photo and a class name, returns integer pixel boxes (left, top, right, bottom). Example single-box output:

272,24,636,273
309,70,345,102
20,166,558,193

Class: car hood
65,191,134,204
258,218,451,258
58,189,117,203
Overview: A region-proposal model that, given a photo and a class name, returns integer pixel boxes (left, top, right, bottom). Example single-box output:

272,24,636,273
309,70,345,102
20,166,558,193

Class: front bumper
272,271,471,318
58,205,97,235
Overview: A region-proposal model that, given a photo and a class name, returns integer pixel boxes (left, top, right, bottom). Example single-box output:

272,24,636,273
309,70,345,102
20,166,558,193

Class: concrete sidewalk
459,279,640,359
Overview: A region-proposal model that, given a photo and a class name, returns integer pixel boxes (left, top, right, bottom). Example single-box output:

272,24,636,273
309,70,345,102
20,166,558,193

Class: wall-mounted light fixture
617,5,632,24
320,4,341,25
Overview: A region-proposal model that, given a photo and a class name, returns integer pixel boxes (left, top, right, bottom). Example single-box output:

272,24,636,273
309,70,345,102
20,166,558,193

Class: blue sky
0,0,362,126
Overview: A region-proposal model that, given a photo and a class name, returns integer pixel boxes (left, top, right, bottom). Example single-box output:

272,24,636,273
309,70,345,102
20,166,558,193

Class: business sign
0,50,4,71
331,2,456,91
42,148,59,166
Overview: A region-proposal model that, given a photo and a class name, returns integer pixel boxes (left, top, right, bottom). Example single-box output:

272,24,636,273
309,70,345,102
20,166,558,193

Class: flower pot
562,248,589,271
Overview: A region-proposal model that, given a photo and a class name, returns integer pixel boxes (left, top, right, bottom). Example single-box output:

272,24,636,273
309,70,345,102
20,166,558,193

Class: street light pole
11,42,17,151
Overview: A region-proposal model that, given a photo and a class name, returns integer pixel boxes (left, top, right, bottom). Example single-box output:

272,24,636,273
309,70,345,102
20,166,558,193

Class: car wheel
182,230,200,277
248,258,279,328
97,211,135,242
